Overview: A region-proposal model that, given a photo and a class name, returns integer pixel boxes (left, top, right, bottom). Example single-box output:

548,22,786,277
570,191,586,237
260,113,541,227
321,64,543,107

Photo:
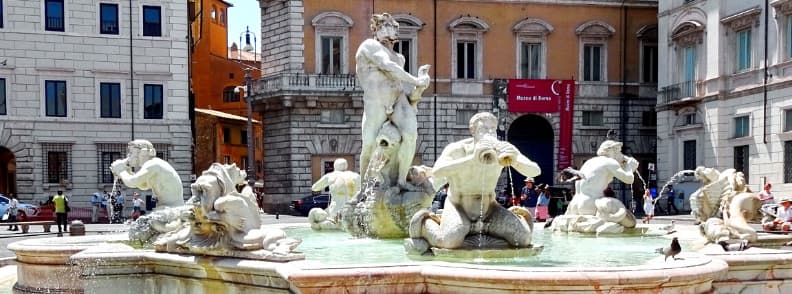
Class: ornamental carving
771,0,792,16
720,7,761,31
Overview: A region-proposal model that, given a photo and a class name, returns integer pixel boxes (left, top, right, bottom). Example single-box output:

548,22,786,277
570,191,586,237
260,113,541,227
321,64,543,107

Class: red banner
507,79,575,170
508,79,565,113
557,81,575,170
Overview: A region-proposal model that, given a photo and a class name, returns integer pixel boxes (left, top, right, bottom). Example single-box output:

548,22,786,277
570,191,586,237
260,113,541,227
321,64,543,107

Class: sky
226,0,262,51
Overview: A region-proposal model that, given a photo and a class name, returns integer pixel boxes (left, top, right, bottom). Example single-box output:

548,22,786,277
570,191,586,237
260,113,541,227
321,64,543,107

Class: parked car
290,194,330,216
0,195,42,222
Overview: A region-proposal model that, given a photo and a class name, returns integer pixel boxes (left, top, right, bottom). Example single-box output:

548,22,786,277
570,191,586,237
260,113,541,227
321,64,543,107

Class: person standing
759,183,775,209
520,178,539,211
104,192,114,224
7,193,18,231
53,190,68,236
535,184,551,222
130,193,144,221
642,189,655,224
666,185,679,215
91,192,102,223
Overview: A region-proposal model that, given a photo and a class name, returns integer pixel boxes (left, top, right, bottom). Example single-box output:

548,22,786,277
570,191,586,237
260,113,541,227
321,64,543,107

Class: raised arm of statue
311,174,331,193
358,39,429,87
408,65,432,107
609,157,637,185
112,160,153,190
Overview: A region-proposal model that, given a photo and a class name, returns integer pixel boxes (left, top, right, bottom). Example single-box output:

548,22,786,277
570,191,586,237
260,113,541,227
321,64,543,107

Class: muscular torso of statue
357,39,405,113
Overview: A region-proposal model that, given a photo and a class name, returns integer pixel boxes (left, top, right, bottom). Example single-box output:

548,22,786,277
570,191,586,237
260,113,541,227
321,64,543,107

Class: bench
5,221,56,234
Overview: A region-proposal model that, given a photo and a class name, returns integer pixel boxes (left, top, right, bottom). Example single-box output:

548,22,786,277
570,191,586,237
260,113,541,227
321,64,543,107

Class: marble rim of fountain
8,234,128,264
65,238,730,293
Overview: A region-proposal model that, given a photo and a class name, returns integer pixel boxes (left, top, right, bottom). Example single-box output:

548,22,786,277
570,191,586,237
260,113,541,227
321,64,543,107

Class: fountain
9,12,792,294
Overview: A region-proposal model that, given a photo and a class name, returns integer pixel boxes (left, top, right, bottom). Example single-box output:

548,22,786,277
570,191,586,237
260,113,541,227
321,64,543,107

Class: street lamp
233,72,255,187
239,26,257,63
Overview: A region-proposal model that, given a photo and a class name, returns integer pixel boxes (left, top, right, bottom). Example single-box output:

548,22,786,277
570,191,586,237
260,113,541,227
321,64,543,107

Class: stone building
188,0,263,182
254,0,659,212
0,0,192,205
657,0,792,196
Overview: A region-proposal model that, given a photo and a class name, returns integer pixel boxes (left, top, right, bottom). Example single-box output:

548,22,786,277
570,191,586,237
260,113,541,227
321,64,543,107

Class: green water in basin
286,225,689,267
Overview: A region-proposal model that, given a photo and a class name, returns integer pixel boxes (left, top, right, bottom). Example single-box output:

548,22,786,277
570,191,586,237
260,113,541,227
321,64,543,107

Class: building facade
255,0,659,212
189,0,263,181
0,0,192,205
657,0,792,197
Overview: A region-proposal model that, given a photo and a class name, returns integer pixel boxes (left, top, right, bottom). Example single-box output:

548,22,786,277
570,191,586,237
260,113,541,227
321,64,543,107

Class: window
514,18,552,79
684,113,696,125
222,86,239,102
736,29,752,71
240,156,247,171
449,16,488,81
785,109,792,132
100,82,121,118
143,84,163,119
311,12,352,75
456,41,476,79
223,127,231,143
320,36,341,75
45,80,67,117
393,39,412,73
734,145,749,181
520,43,541,79
455,109,477,126
683,140,696,171
785,141,792,183
0,78,5,115
582,111,604,126
99,3,119,35
0,0,4,28
241,130,248,145
223,155,230,164
142,6,161,37
153,143,169,161
45,0,65,32
96,143,124,183
583,44,602,81
642,111,656,127
210,6,216,20
642,45,658,83
788,17,792,59
42,143,71,184
320,109,345,124
219,9,224,25
734,116,750,138
684,46,696,82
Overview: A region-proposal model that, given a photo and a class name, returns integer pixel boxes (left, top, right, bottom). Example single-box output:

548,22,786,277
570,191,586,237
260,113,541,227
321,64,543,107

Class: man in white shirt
763,197,792,231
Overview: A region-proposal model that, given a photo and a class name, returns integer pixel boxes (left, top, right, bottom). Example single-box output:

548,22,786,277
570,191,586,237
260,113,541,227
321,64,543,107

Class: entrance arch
0,147,16,195
507,114,554,186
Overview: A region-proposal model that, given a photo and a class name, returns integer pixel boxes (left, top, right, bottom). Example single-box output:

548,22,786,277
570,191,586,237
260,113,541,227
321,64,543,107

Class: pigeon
718,240,750,252
655,237,682,261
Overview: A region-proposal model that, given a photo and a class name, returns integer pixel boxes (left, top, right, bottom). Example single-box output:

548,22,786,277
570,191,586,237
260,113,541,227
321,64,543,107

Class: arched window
392,14,425,75
311,12,354,74
219,9,225,25
513,18,553,79
448,16,489,80
576,20,615,82
210,6,216,21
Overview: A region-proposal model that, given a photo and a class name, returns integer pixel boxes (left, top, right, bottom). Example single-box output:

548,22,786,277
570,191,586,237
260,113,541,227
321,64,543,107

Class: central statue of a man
355,12,431,187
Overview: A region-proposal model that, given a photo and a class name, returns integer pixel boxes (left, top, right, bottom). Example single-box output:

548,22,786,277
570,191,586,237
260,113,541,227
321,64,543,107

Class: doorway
507,114,554,187
0,147,17,195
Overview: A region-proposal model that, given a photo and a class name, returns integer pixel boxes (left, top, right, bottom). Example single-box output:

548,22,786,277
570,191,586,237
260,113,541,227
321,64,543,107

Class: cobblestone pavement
0,213,309,259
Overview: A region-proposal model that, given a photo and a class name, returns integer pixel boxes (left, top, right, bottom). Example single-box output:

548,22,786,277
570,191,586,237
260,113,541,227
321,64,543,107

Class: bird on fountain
655,237,682,261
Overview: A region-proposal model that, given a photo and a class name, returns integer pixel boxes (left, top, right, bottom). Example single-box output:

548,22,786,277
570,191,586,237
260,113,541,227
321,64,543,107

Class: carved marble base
551,214,631,235
153,245,305,262
343,188,433,239
431,246,544,259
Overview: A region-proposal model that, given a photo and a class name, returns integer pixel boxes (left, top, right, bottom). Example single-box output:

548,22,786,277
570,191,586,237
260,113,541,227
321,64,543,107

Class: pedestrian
763,196,792,231
666,185,679,215
642,189,655,224
130,193,144,221
535,184,550,222
759,183,775,209
520,178,539,211
91,192,102,223
104,191,114,224
7,193,18,231
52,190,68,236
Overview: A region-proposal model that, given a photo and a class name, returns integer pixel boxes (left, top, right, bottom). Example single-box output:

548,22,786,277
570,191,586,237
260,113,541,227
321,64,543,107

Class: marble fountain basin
8,224,792,294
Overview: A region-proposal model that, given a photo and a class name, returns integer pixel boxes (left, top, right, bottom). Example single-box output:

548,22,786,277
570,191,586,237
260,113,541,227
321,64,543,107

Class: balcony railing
659,80,698,104
253,73,361,99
